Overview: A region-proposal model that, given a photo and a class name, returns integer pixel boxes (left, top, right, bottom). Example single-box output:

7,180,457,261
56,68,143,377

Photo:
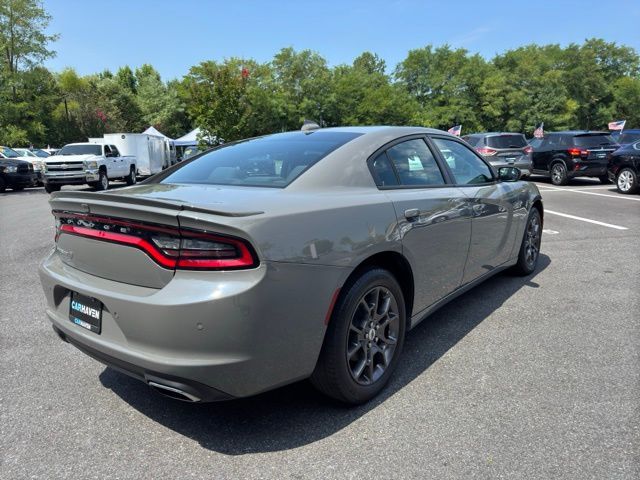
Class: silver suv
463,132,533,178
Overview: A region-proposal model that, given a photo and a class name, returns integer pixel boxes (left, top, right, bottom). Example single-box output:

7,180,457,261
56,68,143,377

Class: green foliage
1,1,639,148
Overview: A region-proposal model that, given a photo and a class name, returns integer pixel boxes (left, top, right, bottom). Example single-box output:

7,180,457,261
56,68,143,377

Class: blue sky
44,0,640,80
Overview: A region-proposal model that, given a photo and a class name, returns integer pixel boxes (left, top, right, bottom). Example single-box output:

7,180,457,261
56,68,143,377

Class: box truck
99,133,172,177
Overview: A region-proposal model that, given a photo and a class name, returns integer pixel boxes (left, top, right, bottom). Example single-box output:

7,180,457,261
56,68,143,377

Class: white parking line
540,185,640,202
545,210,628,230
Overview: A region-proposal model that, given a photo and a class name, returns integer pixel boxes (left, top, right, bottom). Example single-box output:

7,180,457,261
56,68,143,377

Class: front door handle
404,208,420,219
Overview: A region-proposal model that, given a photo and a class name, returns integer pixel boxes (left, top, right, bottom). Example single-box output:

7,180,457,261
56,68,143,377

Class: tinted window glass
433,138,493,185
385,139,445,186
528,138,543,148
161,131,362,188
486,134,527,149
0,146,20,158
573,134,616,147
462,136,481,147
371,153,398,187
619,132,640,144
110,145,120,156
59,144,103,156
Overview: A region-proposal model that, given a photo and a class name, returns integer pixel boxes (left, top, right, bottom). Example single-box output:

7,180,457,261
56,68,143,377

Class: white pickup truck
43,143,137,193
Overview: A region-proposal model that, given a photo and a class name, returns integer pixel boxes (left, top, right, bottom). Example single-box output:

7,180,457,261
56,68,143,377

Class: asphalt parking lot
1,178,638,479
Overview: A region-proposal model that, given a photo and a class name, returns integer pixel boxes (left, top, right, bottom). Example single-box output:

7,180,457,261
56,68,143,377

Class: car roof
464,132,524,137
548,130,610,135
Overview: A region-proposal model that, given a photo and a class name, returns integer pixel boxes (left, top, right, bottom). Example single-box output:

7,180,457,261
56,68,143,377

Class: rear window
619,132,640,144
486,135,527,149
573,134,616,148
0,146,20,158
160,131,362,188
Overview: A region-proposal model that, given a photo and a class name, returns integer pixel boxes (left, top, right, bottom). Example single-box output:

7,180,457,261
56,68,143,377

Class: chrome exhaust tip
148,381,201,402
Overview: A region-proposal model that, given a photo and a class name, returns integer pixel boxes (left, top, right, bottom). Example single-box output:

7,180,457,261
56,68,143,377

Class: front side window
384,138,445,186
432,137,493,185
160,131,362,188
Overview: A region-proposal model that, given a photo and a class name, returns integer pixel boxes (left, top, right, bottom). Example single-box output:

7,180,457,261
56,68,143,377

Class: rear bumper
567,159,607,178
39,251,345,400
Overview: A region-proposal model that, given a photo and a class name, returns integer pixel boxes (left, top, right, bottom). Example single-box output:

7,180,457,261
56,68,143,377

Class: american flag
447,125,462,136
533,122,544,139
608,120,626,131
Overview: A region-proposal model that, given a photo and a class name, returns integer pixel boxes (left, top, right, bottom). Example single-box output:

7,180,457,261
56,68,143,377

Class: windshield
34,149,50,157
619,132,640,145
573,134,616,147
58,144,103,156
486,135,527,149
0,146,20,158
161,131,363,188
15,149,36,157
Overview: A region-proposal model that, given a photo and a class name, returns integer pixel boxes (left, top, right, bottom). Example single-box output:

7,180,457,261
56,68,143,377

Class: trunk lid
49,184,267,288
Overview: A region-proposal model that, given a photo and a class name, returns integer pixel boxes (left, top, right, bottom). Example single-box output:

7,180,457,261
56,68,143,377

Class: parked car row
462,129,639,195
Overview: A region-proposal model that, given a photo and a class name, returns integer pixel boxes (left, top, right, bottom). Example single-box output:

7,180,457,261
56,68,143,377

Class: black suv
0,158,38,192
529,131,619,185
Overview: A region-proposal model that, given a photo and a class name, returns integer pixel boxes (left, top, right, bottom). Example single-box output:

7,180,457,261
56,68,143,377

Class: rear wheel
125,166,137,185
311,268,406,404
550,162,568,186
44,183,61,193
511,208,542,276
616,168,638,194
94,171,109,191
598,175,611,184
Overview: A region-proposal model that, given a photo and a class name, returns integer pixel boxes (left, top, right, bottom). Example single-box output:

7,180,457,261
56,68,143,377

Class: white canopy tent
142,126,174,144
173,127,215,146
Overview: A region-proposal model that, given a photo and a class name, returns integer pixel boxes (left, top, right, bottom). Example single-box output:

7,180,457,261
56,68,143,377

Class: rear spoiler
49,190,264,218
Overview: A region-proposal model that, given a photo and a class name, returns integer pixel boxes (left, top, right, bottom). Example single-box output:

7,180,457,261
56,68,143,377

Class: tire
44,183,61,193
125,166,137,186
511,207,542,276
550,161,568,186
311,268,407,404
598,175,611,185
0,177,6,193
616,168,638,194
94,171,109,191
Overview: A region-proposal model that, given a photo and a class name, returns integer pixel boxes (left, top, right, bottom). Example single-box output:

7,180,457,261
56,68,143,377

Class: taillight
53,211,258,271
476,147,498,156
567,148,588,157
523,146,533,155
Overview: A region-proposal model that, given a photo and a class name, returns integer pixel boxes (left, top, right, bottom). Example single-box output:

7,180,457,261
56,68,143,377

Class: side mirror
498,166,521,182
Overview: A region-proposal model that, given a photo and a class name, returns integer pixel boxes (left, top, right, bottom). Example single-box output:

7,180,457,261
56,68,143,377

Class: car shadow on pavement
100,254,551,455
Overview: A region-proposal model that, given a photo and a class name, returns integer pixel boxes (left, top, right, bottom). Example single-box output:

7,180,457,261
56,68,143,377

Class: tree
135,64,186,136
0,0,58,95
182,60,252,143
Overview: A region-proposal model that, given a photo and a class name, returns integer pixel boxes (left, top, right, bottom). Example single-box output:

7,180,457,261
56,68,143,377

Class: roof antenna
301,119,320,132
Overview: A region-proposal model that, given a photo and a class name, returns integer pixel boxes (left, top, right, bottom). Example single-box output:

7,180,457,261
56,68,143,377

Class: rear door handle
404,208,420,219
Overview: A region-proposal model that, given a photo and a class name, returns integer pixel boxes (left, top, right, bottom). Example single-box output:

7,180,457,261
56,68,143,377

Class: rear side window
371,153,398,187
385,139,445,186
573,134,616,148
462,136,481,147
160,131,362,188
432,137,493,185
486,135,527,149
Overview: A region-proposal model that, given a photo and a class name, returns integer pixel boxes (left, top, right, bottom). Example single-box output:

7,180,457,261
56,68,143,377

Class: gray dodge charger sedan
39,126,543,404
